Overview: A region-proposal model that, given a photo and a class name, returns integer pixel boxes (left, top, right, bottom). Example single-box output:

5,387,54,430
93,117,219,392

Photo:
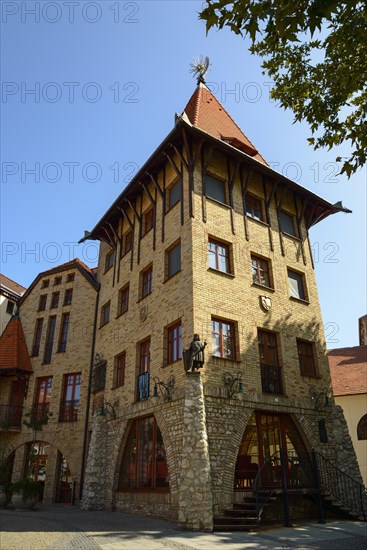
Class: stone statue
183,334,207,373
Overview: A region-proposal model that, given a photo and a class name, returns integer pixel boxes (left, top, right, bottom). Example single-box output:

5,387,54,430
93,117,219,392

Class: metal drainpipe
79,285,100,501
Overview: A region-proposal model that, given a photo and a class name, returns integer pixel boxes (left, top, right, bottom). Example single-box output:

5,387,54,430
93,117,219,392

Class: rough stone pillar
178,372,214,531
80,413,107,510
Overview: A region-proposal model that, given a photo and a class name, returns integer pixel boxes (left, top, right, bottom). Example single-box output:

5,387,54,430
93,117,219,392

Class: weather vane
190,56,210,84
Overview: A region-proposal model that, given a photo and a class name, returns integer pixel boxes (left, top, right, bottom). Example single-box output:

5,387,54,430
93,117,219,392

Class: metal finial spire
189,56,210,84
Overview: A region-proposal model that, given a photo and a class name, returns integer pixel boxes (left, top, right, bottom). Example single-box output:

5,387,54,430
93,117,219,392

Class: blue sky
1,1,366,348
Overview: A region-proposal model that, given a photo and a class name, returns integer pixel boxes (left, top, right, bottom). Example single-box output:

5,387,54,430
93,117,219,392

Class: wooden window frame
43,315,57,365
257,329,283,395
139,338,151,374
167,321,182,364
66,273,75,283
208,238,232,274
206,174,227,205
166,179,181,211
6,300,15,315
142,207,154,236
105,248,115,273
100,300,111,327
211,318,236,360
357,414,367,440
279,210,297,238
141,265,153,298
297,339,317,377
54,276,62,286
63,288,73,306
251,254,272,288
288,269,307,301
246,194,265,222
113,352,126,388
59,373,81,422
117,284,129,316
41,279,50,289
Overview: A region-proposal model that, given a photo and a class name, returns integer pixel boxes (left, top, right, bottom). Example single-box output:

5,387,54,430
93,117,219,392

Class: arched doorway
235,412,313,490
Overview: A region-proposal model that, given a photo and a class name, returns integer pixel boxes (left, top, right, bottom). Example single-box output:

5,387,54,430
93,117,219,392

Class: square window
50,292,60,309
143,207,154,235
166,242,181,279
208,239,231,273
54,276,62,286
100,300,111,326
251,254,272,288
64,288,73,306
141,265,153,298
166,322,182,363
66,273,75,283
168,180,181,209
246,195,265,222
117,284,129,316
105,249,115,272
211,318,235,359
279,211,297,237
122,230,133,256
38,295,47,311
114,352,126,388
297,339,317,377
288,269,306,300
41,279,50,289
206,175,226,204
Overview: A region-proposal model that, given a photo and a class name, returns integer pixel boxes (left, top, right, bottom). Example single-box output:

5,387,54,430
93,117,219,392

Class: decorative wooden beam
146,172,164,199
227,158,240,235
118,206,134,229
275,185,288,257
240,166,252,241
163,151,182,180
263,177,274,252
140,181,157,250
294,193,307,266
201,144,215,224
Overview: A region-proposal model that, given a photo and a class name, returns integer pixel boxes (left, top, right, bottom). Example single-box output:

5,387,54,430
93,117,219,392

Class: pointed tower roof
0,316,33,374
182,83,268,165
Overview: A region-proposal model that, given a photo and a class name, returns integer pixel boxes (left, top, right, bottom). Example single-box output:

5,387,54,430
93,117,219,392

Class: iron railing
137,371,150,401
315,451,367,520
59,400,79,422
260,363,283,394
0,404,23,428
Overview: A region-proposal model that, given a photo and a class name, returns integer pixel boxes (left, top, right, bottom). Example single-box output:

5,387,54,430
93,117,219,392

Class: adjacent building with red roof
0,274,26,336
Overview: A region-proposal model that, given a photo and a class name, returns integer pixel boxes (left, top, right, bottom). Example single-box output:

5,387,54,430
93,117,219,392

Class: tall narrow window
206,175,226,203
211,318,235,359
117,284,129,316
167,179,181,209
166,242,181,279
100,301,111,326
288,269,306,300
246,195,264,222
167,322,182,363
123,230,133,256
251,255,272,288
59,373,81,422
105,249,115,272
114,352,126,388
297,340,317,377
208,239,231,273
258,329,283,394
58,313,70,353
64,289,73,306
6,300,15,315
43,316,56,364
50,292,60,309
35,376,52,419
31,318,44,356
137,338,150,401
143,207,154,235
38,295,47,312
119,416,169,490
141,265,153,298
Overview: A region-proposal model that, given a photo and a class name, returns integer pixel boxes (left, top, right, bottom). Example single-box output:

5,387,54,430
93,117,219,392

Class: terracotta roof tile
0,316,33,374
0,274,26,296
183,84,268,165
328,346,367,396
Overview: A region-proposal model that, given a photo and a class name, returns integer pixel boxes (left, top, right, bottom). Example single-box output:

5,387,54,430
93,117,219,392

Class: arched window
119,416,169,490
357,414,367,440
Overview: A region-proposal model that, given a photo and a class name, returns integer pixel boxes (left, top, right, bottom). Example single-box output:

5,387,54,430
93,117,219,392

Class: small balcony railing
0,404,23,429
59,400,79,422
137,371,150,401
260,363,283,394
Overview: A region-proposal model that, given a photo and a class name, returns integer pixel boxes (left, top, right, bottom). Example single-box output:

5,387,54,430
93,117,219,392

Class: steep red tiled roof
328,346,367,396
0,316,33,374
183,83,268,165
0,274,26,296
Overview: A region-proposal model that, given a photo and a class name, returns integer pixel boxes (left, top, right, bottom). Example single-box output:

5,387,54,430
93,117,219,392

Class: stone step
223,510,257,518
213,524,258,532
214,515,258,525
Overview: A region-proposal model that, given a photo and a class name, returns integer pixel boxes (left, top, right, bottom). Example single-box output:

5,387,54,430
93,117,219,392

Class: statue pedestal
178,372,213,531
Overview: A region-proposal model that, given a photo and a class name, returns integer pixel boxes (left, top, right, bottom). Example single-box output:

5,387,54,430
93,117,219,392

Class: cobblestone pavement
0,505,366,550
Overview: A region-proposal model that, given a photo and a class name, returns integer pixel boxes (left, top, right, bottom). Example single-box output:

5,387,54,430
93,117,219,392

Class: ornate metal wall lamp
223,372,245,400
151,376,175,405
